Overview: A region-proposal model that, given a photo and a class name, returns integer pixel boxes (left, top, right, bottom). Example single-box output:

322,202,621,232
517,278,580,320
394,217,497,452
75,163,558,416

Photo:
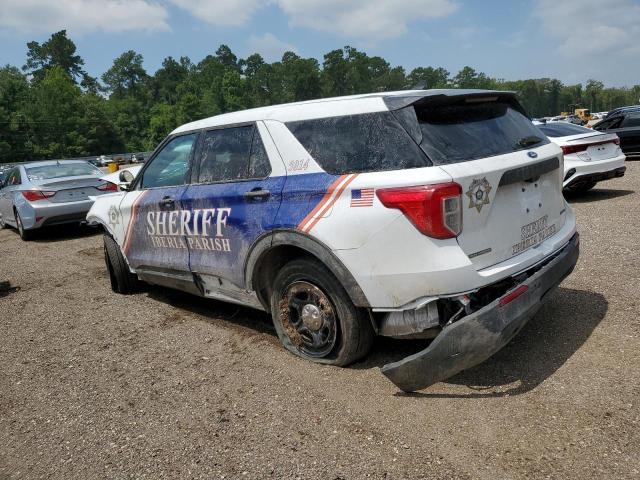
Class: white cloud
535,0,640,57
0,0,170,34
246,32,296,61
168,0,265,27
168,0,458,41
0,0,459,41
275,0,458,41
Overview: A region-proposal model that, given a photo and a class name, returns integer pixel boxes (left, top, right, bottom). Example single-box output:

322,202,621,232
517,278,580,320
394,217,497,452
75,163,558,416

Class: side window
623,114,640,128
141,134,197,189
197,125,261,183
248,128,271,178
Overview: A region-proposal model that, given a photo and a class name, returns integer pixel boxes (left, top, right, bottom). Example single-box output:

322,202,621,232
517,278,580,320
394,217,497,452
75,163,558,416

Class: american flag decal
350,188,374,207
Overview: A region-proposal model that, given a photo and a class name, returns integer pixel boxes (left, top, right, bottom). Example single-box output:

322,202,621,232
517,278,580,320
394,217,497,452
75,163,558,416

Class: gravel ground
1,164,639,479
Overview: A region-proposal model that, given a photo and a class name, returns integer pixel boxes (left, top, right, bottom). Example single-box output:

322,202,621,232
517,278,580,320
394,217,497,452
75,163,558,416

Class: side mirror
118,170,135,191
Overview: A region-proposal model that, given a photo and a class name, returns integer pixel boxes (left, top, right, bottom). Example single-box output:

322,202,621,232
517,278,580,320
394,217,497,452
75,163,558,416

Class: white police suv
88,90,579,391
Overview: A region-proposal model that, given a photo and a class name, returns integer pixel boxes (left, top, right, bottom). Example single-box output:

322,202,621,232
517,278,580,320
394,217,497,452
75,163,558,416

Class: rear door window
286,112,430,174
410,100,549,165
196,125,271,183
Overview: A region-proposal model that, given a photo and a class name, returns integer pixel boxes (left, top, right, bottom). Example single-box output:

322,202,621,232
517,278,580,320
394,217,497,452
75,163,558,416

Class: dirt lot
1,165,639,479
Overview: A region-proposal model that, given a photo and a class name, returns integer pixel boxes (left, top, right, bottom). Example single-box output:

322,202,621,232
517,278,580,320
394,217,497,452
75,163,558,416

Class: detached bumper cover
381,233,580,392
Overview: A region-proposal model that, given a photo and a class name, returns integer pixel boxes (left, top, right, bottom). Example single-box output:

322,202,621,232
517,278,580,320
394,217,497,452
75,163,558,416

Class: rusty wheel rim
280,281,337,358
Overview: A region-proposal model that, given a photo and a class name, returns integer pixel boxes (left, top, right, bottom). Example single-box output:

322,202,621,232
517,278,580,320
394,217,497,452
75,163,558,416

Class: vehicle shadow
354,287,607,397
0,281,20,298
29,224,103,243
564,188,634,203
145,286,276,337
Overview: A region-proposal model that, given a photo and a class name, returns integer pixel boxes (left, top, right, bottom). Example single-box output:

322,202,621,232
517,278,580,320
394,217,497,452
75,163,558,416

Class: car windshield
25,162,101,181
537,123,592,137
407,99,549,165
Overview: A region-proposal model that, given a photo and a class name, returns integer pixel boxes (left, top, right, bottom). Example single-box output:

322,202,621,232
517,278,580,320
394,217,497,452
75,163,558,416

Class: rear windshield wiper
516,135,543,149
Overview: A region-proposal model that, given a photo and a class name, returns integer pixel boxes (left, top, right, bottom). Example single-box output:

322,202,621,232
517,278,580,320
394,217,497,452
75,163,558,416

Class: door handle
243,188,270,200
160,196,175,207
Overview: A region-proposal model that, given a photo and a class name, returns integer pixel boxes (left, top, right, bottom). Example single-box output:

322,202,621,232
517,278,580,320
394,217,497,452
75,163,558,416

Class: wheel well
251,245,323,310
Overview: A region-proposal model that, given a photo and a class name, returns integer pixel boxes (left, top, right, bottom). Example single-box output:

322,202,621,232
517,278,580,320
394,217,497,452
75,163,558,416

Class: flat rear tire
270,257,374,366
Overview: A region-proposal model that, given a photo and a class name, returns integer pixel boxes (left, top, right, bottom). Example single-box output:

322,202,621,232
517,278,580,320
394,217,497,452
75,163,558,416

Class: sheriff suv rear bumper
381,233,580,392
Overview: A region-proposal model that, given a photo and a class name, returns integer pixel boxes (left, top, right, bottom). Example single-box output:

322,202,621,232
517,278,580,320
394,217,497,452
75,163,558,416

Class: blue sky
1,0,639,87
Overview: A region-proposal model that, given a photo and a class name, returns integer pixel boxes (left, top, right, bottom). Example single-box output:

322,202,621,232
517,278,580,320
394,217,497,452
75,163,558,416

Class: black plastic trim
499,157,560,186
244,229,370,309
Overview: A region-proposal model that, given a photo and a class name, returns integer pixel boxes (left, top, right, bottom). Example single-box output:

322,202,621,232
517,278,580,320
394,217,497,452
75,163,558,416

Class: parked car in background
96,155,113,167
0,164,17,184
534,121,626,192
592,111,640,158
88,89,579,392
100,164,142,190
605,105,640,119
130,152,147,164
0,160,118,240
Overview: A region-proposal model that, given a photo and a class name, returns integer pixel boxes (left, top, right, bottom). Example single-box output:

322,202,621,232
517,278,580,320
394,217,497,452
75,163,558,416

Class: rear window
25,162,101,181
409,100,549,165
537,123,592,137
286,112,430,174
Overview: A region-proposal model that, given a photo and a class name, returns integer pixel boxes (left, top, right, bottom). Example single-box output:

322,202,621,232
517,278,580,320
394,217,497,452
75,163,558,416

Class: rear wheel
103,234,140,294
270,257,374,366
15,210,32,240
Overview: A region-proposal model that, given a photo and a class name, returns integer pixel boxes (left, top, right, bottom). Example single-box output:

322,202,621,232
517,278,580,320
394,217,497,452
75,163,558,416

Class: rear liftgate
380,234,579,392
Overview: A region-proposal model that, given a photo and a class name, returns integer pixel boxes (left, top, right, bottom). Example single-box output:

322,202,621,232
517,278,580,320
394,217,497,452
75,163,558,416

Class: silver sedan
0,160,118,240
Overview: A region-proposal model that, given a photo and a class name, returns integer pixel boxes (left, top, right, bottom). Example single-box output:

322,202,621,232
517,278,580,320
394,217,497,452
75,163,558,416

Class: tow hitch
381,233,579,392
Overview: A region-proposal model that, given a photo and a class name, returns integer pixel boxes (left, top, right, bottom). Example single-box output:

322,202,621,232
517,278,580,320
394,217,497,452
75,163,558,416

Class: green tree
23,67,119,158
102,50,148,97
151,56,192,105
585,79,604,112
23,30,88,84
406,67,450,89
452,66,495,89
102,51,151,150
0,66,30,162
276,52,322,102
221,69,246,112
216,45,240,71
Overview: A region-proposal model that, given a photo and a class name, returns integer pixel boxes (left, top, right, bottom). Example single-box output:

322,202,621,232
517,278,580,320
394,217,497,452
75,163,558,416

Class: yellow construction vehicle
574,108,591,123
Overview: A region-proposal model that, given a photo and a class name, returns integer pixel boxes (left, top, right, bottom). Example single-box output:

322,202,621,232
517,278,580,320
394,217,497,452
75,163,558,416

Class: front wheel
270,257,374,366
103,234,140,294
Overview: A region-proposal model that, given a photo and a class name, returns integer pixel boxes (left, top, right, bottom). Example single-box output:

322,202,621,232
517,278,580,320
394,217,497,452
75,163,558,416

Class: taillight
22,190,56,201
376,183,463,239
561,138,619,155
96,182,118,192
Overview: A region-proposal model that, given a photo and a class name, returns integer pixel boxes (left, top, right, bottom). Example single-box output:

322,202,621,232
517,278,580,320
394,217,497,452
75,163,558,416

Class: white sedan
534,121,626,192
100,165,142,190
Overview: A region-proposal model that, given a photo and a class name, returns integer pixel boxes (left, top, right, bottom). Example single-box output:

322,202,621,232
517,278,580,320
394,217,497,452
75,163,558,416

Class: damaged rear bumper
381,233,580,392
